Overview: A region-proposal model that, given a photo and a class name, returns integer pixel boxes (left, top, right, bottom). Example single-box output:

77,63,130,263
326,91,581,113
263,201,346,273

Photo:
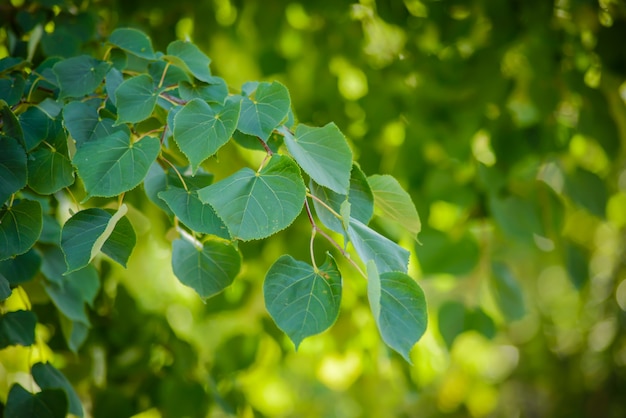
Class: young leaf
348,219,409,274
114,74,159,125
32,362,84,418
280,123,353,194
158,186,230,239
237,81,291,140
490,262,525,321
165,40,216,83
52,55,111,98
367,262,428,362
73,131,160,199
0,200,43,261
0,136,27,205
264,254,342,349
109,28,156,60
198,155,306,241
368,174,421,239
0,248,42,285
0,310,37,348
5,384,68,418
171,238,241,299
173,97,241,173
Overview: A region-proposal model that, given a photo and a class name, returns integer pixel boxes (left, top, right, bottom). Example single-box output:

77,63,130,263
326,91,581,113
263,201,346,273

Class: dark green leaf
73,131,160,199
368,174,421,239
348,219,409,274
0,200,42,261
0,310,37,348
237,81,291,141
0,137,27,205
415,228,479,276
367,263,427,362
159,186,229,238
0,273,10,300
32,362,84,417
179,79,228,104
281,123,352,194
0,100,24,146
0,74,25,106
105,67,124,106
437,301,466,349
63,101,125,148
5,384,68,418
491,262,525,321
101,208,136,268
198,155,306,241
171,238,241,299
565,241,589,289
52,55,111,98
264,254,342,349
109,28,156,60
18,106,51,151
114,74,159,125
0,248,41,285
173,97,241,173
60,208,109,272
565,168,607,218
149,61,191,87
27,145,75,195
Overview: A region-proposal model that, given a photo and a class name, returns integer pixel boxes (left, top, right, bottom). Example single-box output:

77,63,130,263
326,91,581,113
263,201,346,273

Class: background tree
1,0,626,417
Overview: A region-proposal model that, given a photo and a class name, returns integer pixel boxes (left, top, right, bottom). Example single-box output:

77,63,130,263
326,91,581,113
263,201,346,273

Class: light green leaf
114,74,159,125
32,363,84,418
0,311,36,349
171,238,241,299
490,262,525,321
73,131,160,199
165,40,215,83
264,254,342,349
173,97,241,173
5,384,68,418
198,155,306,241
0,137,27,205
0,200,42,261
348,219,409,274
159,186,229,239
281,123,353,194
52,55,111,98
0,248,41,286
368,174,421,239
340,201,351,232
109,28,156,60
367,263,428,362
237,81,291,141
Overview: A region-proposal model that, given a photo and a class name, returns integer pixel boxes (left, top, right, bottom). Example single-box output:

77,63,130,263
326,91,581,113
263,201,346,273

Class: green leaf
280,123,353,194
173,97,241,173
73,131,160,199
0,137,27,205
264,254,342,349
144,162,174,216
159,186,229,239
32,362,84,418
415,228,479,276
62,101,126,148
105,67,124,106
565,167,607,218
109,28,156,60
18,106,51,151
437,301,496,349
179,79,228,104
165,40,216,83
5,384,68,418
101,208,136,268
0,248,42,285
27,144,75,195
52,55,111,98
348,219,409,274
0,310,37,348
490,262,525,321
0,200,43,261
368,174,421,239
59,317,89,353
41,246,99,324
237,81,291,140
0,100,24,146
0,75,25,106
114,74,159,125
149,61,191,87
171,238,241,299
565,241,589,289
0,273,10,300
367,262,427,362
198,155,306,241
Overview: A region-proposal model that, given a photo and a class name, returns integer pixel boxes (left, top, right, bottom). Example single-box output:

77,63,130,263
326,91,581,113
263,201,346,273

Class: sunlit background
1,0,626,416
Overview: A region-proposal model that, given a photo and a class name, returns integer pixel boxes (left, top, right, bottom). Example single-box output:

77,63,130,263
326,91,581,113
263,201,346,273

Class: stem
160,92,187,106
307,192,342,220
65,187,80,213
160,123,168,144
257,137,273,155
118,192,125,209
159,156,188,191
309,228,318,271
158,62,171,89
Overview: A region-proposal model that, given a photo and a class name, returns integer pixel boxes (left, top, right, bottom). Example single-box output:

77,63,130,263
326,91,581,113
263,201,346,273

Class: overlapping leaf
114,74,159,125
173,97,241,173
32,363,84,418
348,219,409,274
5,384,67,418
171,238,241,299
109,28,156,60
198,155,306,240
52,55,111,98
237,81,290,140
281,123,352,194
165,40,216,83
27,136,74,195
73,131,159,198
0,249,41,285
367,262,428,362
264,254,342,349
368,174,421,239
0,310,37,349
63,101,125,148
0,137,27,205
0,200,42,261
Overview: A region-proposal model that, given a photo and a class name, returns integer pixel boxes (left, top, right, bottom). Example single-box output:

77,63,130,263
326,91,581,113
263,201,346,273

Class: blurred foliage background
2,0,626,416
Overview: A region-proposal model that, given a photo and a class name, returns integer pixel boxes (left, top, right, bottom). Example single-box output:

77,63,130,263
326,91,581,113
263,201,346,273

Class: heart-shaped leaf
52,55,111,98
109,28,156,60
237,81,290,141
5,384,68,418
0,200,42,261
165,40,216,83
32,362,84,418
368,174,421,239
0,136,27,205
198,155,306,241
114,74,159,125
264,254,342,349
0,310,37,349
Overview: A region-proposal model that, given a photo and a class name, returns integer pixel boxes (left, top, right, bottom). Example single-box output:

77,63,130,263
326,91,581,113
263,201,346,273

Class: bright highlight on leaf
264,254,342,349
348,219,409,274
198,155,306,241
